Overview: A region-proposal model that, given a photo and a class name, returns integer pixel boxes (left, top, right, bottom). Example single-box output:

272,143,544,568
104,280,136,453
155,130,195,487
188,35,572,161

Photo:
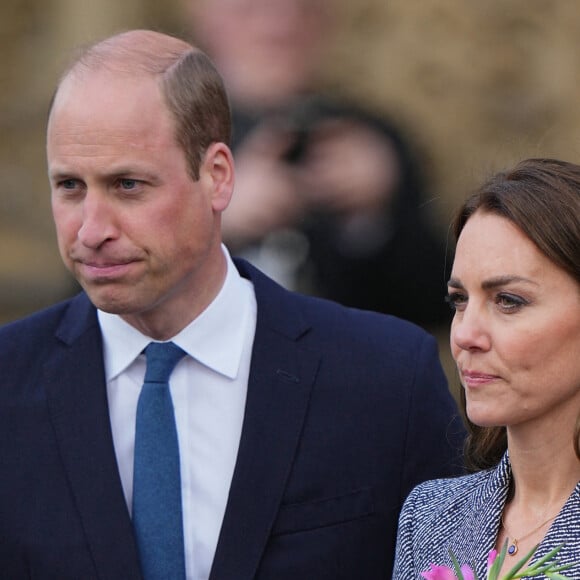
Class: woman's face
448,210,580,432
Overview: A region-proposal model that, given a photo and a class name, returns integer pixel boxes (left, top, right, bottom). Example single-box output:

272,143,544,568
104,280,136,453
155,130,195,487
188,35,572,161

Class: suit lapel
43,294,142,579
210,261,320,580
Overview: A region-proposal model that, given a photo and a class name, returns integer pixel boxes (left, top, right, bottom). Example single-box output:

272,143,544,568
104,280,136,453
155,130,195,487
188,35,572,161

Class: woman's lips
461,370,500,388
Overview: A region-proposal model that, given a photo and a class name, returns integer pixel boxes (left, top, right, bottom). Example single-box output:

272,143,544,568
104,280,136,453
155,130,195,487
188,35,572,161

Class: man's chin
82,286,137,315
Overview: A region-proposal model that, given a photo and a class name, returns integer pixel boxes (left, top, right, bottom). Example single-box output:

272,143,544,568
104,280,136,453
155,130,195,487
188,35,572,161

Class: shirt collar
98,246,254,381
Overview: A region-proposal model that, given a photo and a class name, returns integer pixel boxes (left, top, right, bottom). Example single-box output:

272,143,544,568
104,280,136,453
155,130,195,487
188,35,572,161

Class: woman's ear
202,142,235,212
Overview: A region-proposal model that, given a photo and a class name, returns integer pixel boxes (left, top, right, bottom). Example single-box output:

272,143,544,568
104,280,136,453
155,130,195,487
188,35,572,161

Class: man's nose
77,191,118,249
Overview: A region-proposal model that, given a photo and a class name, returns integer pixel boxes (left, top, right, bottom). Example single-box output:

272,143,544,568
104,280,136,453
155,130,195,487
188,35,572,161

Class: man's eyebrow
48,169,76,181
48,166,158,181
106,165,154,176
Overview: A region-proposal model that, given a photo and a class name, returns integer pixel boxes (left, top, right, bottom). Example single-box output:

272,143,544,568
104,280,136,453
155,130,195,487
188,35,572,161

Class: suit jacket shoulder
236,256,442,359
0,292,97,349
0,293,99,396
0,293,142,579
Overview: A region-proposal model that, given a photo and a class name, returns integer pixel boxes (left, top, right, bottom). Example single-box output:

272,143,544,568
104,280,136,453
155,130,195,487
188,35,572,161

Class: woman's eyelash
444,291,530,313
445,292,466,310
495,293,529,310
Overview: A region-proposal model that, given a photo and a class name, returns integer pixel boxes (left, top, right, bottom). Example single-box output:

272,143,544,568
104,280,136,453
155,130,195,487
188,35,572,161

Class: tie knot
144,342,186,383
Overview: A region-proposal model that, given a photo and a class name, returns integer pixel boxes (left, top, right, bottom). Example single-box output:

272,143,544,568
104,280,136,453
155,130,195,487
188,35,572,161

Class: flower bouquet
421,539,575,579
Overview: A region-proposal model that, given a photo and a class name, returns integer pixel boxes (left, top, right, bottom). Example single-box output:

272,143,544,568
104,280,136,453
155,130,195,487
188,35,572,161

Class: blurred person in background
186,0,452,329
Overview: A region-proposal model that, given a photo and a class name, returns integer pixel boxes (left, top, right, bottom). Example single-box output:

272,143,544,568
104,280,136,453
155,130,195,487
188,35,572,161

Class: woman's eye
445,292,467,311
496,293,528,312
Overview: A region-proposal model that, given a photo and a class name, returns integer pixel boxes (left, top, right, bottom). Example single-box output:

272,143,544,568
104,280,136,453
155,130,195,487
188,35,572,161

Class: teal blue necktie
133,342,187,580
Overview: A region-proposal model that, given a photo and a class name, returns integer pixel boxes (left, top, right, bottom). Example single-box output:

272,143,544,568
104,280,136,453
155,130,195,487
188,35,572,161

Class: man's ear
202,142,235,212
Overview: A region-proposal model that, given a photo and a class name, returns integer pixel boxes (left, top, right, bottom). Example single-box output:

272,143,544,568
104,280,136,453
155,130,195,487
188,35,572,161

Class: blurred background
2,0,580,383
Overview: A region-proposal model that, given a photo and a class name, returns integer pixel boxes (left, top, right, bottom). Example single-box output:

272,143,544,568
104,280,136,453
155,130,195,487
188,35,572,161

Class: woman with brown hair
394,158,580,579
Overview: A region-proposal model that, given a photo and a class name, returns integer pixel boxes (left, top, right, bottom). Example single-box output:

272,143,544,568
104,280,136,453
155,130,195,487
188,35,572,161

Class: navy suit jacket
0,259,464,579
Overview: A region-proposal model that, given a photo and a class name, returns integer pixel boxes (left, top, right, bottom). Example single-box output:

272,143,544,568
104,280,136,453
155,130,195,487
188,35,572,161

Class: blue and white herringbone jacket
393,453,580,579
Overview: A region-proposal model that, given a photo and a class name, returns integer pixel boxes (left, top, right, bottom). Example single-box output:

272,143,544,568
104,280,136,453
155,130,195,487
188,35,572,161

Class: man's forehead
52,68,159,113
61,65,156,91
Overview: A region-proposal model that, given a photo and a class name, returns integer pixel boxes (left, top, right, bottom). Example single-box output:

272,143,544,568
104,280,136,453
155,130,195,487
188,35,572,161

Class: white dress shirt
98,248,257,580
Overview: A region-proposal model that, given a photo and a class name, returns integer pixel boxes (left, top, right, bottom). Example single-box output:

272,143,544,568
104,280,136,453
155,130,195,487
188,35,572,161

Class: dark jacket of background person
189,0,452,330
229,96,452,328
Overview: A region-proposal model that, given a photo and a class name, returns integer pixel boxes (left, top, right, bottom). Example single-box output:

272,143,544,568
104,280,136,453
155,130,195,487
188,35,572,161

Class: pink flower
422,542,575,580
421,564,458,579
421,563,475,580
487,549,498,571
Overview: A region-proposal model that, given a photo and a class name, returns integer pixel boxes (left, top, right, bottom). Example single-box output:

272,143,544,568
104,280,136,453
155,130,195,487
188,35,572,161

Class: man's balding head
51,29,231,179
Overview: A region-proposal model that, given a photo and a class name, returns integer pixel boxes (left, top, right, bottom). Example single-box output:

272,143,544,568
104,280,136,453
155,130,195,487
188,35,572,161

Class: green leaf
503,543,539,578
449,548,466,580
488,540,507,580
524,545,565,571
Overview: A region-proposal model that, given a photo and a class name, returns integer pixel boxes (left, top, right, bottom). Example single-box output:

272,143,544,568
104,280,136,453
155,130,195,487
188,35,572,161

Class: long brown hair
452,158,580,471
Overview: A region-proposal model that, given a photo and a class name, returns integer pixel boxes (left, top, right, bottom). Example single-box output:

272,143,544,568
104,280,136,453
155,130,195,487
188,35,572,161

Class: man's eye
61,179,78,189
119,179,139,189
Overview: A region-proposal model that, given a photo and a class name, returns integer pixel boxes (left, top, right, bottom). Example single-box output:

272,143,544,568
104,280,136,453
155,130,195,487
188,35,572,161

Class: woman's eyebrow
447,275,538,289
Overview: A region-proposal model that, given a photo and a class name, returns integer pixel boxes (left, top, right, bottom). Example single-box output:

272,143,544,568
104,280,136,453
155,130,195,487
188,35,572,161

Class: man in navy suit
0,30,464,579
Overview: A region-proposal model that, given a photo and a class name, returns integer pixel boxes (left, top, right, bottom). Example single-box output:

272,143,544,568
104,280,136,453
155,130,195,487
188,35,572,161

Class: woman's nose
451,304,491,352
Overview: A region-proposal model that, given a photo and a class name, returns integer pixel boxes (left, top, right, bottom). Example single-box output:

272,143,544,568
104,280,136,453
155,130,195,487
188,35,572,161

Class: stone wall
330,0,580,223
2,0,579,323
